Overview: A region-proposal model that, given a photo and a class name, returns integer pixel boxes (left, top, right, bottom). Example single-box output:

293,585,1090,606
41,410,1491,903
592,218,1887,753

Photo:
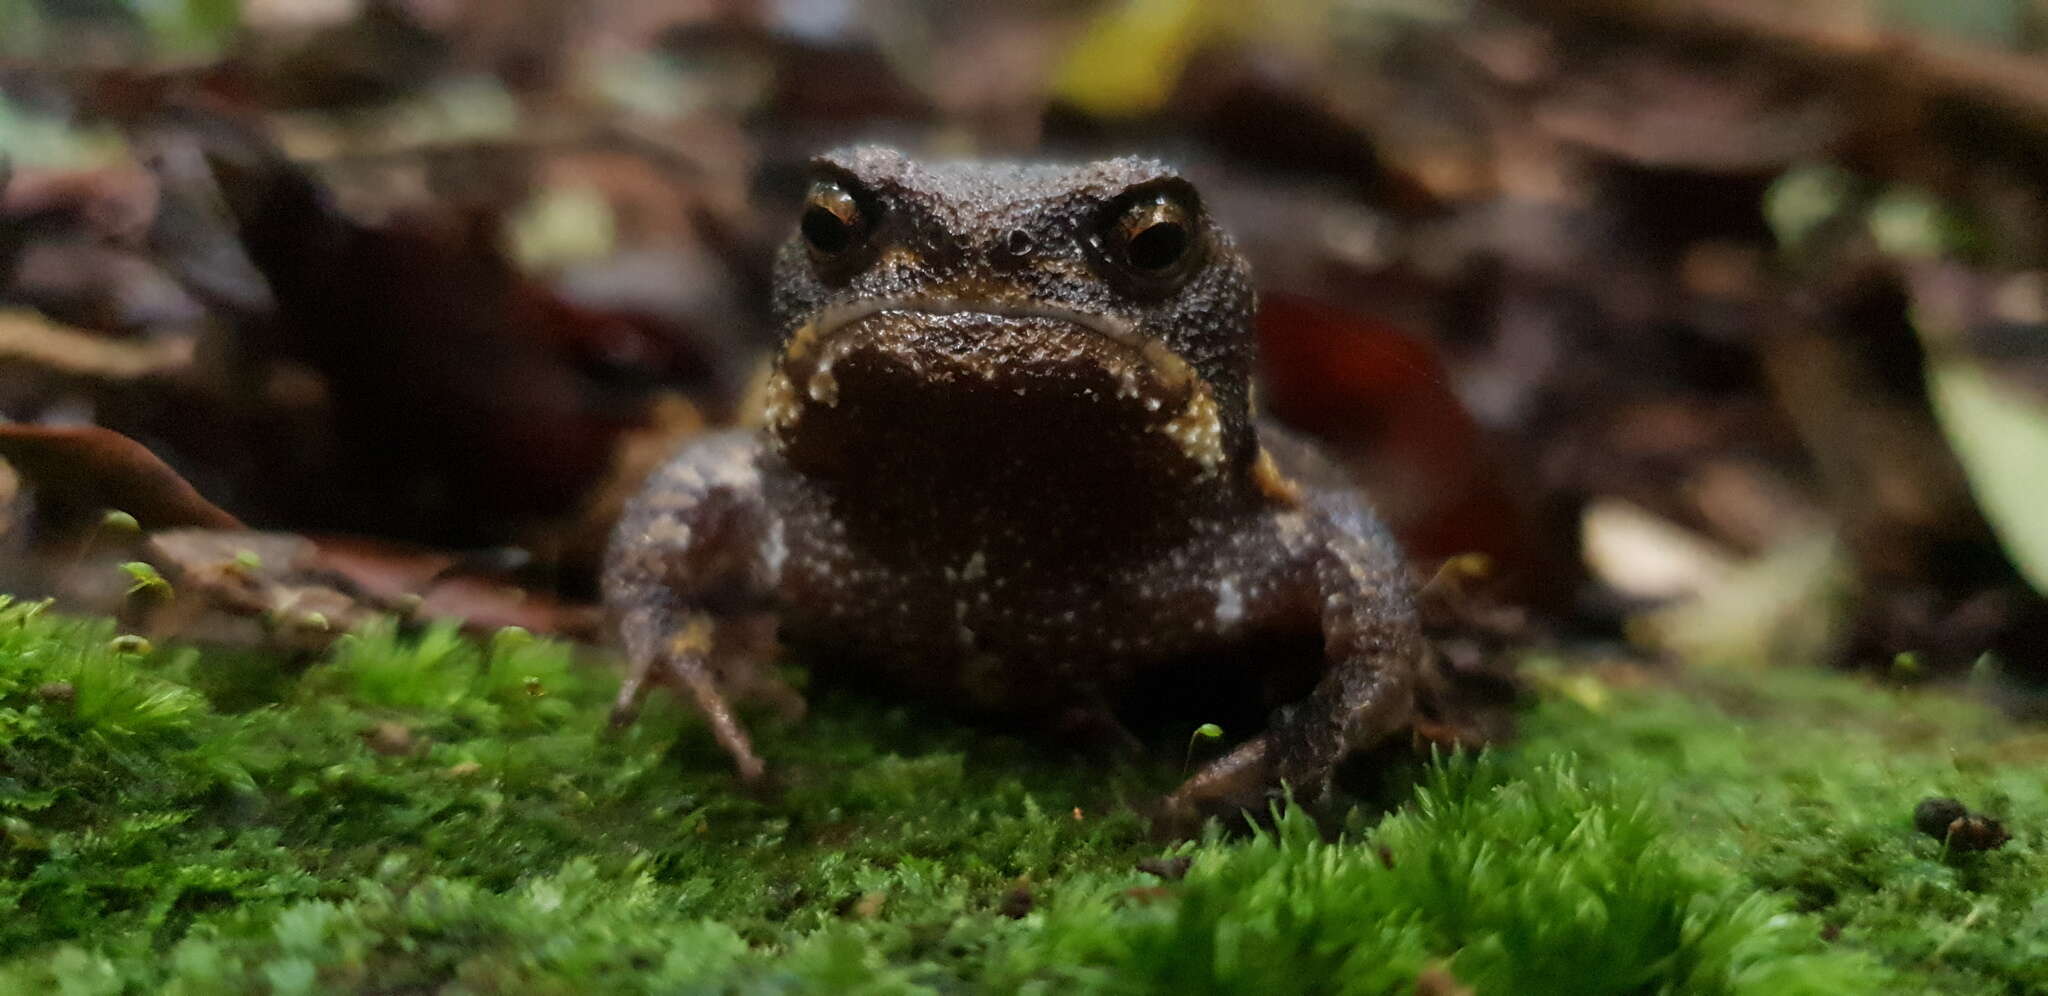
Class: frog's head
764,146,1257,490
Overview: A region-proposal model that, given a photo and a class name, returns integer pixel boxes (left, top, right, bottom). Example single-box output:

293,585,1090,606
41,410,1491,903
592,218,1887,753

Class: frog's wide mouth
780,296,1198,394
763,295,1226,474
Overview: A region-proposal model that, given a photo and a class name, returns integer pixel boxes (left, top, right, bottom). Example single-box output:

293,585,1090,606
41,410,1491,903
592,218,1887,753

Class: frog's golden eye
1096,185,1204,292
801,181,869,260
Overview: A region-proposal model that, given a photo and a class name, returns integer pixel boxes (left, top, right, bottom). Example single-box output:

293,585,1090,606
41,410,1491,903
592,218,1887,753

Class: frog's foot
1155,734,1284,838
612,652,768,784
609,615,775,785
1154,706,1379,838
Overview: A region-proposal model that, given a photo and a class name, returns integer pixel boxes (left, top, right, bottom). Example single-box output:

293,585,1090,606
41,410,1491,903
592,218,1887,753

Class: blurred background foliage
1,0,2047,687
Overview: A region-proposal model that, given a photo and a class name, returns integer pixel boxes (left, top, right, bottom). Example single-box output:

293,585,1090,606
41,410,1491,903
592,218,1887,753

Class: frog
603,146,1422,828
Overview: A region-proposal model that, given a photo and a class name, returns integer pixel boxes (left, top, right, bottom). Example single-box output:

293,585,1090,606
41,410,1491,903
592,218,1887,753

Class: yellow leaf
1051,0,1221,118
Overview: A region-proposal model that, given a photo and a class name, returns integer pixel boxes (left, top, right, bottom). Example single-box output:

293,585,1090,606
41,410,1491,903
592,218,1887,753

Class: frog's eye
801,181,870,260
1096,185,1204,292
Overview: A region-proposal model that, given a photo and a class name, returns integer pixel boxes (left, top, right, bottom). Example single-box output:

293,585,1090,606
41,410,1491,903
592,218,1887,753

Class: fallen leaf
185,109,717,549
0,422,241,533
1051,0,1222,118
1581,498,1736,602
1638,531,1854,670
309,534,601,637
140,528,600,645
0,309,193,382
1256,293,1534,578
1926,356,2048,596
141,529,371,651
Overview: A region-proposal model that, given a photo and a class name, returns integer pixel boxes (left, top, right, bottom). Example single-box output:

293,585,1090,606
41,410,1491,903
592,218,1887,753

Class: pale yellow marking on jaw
1252,447,1303,507
731,357,782,429
761,369,801,447
1160,387,1226,476
785,296,1191,382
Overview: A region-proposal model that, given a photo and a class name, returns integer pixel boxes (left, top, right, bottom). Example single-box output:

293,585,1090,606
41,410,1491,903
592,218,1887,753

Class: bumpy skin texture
604,147,1421,827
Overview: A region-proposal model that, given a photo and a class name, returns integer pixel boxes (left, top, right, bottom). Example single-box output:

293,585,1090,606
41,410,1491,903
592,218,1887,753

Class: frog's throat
762,297,1227,476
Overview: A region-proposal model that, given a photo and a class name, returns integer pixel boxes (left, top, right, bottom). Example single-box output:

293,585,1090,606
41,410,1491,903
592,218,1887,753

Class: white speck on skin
645,515,692,548
1214,578,1244,628
759,518,788,580
806,366,840,405
1158,388,1225,474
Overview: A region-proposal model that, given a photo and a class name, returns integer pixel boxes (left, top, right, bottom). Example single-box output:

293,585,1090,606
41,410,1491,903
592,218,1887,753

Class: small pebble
1913,797,1968,839
998,885,1034,919
1413,963,1474,996
850,890,887,919
362,722,417,756
1913,796,2011,852
1947,814,2013,852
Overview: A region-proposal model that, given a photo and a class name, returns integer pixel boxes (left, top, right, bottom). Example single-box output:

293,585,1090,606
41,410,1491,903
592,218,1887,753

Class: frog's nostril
1002,229,1035,258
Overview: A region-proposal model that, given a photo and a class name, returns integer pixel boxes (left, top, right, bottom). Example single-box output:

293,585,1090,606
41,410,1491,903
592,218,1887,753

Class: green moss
0,597,2035,991
995,757,1879,994
1521,662,2048,994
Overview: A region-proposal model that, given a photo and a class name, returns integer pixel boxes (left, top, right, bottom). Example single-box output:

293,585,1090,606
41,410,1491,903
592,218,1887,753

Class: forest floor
0,599,2040,994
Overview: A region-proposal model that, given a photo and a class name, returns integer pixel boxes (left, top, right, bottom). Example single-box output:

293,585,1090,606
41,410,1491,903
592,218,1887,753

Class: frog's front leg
1162,513,1421,829
602,432,793,784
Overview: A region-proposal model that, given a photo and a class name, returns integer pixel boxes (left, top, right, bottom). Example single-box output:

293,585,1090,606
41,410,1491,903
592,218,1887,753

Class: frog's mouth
762,297,1225,474
780,297,1197,390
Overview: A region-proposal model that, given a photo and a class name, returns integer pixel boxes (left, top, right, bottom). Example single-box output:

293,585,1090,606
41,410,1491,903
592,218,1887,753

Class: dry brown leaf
0,421,239,532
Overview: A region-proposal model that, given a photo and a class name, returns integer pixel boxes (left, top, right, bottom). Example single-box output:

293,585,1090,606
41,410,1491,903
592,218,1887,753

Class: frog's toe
605,659,658,732
1162,734,1283,827
663,663,769,782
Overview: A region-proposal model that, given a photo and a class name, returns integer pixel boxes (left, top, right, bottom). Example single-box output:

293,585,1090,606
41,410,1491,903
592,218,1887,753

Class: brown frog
604,146,1421,826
